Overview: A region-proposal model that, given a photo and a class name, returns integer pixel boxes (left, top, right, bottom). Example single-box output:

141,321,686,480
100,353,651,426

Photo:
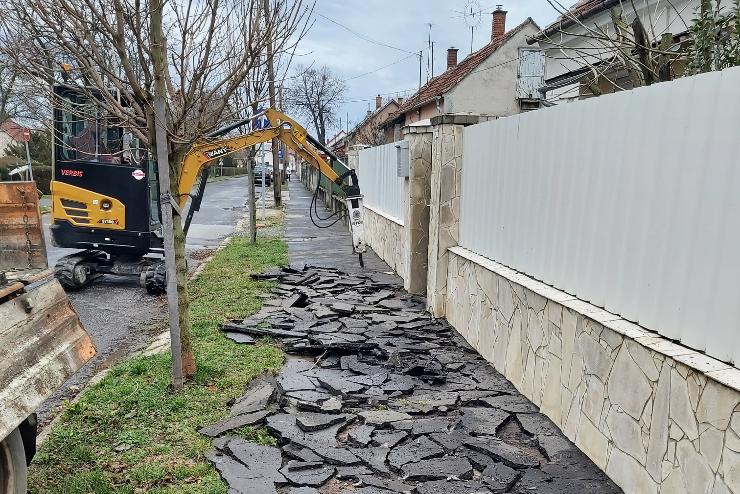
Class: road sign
254,108,270,130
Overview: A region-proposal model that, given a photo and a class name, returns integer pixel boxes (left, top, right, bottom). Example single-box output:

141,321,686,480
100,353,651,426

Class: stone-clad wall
444,247,740,494
356,126,433,295
404,127,433,295
427,121,465,315
362,205,407,282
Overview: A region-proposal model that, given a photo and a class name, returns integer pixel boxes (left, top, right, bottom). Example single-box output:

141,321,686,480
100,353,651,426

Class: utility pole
263,0,281,206
22,129,33,181
419,51,423,91
151,0,183,390
278,83,286,186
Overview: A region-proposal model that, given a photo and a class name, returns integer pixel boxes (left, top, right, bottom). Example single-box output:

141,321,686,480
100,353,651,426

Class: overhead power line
342,53,419,82
316,13,418,55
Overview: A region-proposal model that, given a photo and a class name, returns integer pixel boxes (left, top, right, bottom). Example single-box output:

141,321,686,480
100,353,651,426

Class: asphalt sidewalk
203,182,622,494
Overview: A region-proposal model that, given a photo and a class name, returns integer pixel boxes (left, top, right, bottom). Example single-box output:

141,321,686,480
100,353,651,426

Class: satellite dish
463,0,483,28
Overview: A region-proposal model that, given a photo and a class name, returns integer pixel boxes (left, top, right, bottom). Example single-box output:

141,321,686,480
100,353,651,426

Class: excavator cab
51,85,171,290
51,85,163,256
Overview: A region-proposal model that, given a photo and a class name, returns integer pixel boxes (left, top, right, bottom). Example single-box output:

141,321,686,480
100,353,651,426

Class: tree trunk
172,206,196,376
167,149,196,378
150,0,195,385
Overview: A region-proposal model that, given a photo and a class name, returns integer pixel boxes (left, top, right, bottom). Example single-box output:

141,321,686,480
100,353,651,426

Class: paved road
38,176,254,422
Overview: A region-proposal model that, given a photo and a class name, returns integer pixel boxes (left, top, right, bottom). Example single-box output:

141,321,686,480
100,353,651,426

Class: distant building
382,8,543,141
326,130,348,161
349,95,402,147
0,120,30,157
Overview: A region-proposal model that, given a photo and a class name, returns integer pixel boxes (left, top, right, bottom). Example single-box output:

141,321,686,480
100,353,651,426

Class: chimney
446,47,459,70
397,96,404,104
375,94,383,110
492,5,507,42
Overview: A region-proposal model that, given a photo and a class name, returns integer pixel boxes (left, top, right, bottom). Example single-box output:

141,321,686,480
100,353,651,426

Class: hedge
0,164,52,195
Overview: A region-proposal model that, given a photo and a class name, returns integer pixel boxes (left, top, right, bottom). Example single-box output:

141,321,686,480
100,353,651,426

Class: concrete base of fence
444,245,740,494
362,205,407,278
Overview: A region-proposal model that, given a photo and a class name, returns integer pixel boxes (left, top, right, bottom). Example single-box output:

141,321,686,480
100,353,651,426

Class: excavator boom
178,109,367,258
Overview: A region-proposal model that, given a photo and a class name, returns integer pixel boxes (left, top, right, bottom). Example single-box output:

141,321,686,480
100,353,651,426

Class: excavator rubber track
142,261,167,295
54,250,107,290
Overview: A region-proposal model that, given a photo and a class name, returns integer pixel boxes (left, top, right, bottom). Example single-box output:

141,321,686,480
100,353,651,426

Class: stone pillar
403,124,433,295
347,147,360,173
426,114,479,316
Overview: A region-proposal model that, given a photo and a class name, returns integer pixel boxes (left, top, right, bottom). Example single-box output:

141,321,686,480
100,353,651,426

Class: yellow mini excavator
50,85,366,292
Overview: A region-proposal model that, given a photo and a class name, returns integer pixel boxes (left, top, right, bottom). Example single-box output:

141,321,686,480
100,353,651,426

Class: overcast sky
296,0,560,137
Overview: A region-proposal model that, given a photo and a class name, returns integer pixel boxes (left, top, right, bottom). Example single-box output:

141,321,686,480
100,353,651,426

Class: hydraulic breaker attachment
345,193,366,255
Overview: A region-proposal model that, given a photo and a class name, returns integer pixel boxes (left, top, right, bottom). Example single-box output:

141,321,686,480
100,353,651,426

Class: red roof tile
540,0,619,37
0,120,31,142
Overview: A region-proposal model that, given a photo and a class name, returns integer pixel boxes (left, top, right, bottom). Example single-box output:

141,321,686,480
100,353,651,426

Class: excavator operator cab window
54,87,140,165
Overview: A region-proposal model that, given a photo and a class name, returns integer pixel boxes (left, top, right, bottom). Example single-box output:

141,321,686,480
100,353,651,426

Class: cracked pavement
201,184,622,494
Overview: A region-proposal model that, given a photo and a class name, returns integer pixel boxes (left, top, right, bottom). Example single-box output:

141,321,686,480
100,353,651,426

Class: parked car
254,164,272,186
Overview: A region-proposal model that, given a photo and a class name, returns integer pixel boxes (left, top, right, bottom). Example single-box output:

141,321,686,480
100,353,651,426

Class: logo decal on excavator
98,219,119,225
204,147,231,159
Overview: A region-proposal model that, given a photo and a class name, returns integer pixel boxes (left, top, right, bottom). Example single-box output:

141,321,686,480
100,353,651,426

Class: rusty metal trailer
0,182,94,493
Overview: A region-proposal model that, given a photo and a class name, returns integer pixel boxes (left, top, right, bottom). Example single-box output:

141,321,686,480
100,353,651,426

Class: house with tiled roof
382,8,543,140
0,119,31,157
349,95,401,147
531,0,699,102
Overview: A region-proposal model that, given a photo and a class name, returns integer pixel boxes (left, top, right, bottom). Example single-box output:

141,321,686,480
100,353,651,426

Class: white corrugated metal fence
359,141,407,224
459,66,740,365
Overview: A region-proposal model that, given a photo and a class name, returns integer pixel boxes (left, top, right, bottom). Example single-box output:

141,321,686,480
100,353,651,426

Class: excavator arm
176,109,367,259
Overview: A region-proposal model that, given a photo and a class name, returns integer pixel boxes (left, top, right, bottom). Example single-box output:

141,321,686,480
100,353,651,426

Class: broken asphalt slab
203,259,622,493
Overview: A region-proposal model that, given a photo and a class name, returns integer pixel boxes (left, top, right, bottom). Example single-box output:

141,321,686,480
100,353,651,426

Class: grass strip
29,237,287,493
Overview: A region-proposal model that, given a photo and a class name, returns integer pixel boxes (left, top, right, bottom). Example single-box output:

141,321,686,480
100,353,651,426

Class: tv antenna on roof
462,0,483,53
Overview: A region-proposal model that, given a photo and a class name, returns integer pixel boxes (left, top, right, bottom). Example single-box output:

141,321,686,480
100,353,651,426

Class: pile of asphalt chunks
202,265,622,494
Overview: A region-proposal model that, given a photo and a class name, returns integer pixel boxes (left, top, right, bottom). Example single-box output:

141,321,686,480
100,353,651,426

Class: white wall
358,141,407,224
0,132,14,157
445,21,541,117
459,66,740,365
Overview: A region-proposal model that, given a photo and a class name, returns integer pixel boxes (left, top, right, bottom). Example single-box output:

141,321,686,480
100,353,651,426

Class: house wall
445,23,541,116
0,132,15,157
541,0,699,101
403,101,441,127
352,102,400,147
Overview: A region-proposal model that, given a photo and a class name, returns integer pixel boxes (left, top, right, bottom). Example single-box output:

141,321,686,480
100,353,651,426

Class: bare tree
0,63,18,122
351,116,385,147
0,0,311,378
534,0,692,96
287,64,346,145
